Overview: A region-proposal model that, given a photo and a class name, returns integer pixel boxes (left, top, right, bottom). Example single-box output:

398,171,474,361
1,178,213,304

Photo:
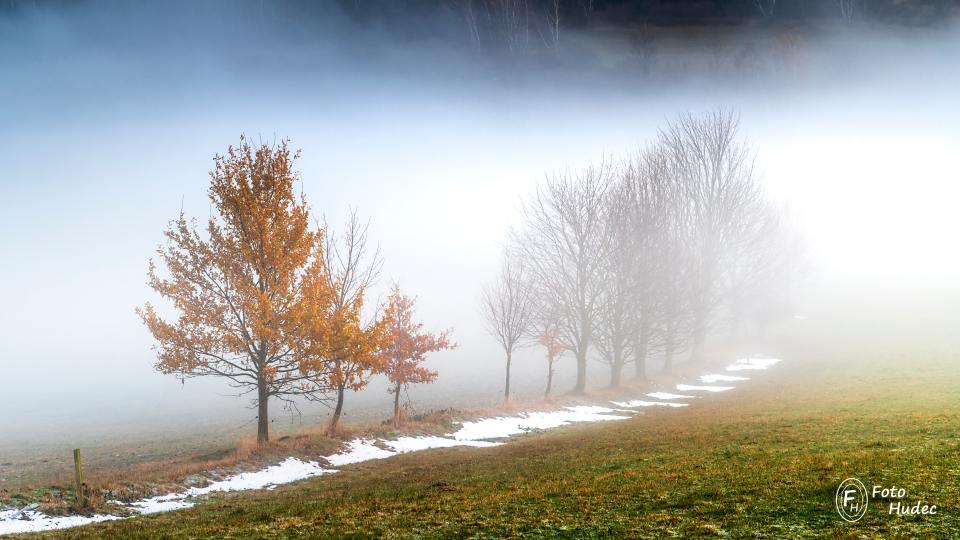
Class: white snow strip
384,436,501,453
185,457,333,495
324,438,397,466
676,384,734,392
699,374,749,383
726,357,782,371
568,405,630,415
128,495,195,514
726,365,766,371
0,508,120,536
646,392,695,400
612,400,688,408
450,406,630,441
125,457,334,516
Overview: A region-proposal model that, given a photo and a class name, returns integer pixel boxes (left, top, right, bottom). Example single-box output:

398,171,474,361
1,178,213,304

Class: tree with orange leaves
138,137,333,444
312,211,388,433
379,286,455,427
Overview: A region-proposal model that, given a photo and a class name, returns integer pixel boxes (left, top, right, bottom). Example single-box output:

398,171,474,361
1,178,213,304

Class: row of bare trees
482,110,803,400
452,0,564,54
139,138,454,443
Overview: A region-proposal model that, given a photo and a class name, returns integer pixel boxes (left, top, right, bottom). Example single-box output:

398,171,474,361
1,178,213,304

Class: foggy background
1,1,959,450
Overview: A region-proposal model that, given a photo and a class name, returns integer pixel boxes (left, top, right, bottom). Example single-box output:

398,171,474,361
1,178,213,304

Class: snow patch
0,508,120,536
385,436,501,453
128,495,194,514
726,357,782,371
646,392,695,400
675,384,734,392
450,406,631,441
699,374,749,383
185,457,333,496
325,439,397,466
612,400,688,408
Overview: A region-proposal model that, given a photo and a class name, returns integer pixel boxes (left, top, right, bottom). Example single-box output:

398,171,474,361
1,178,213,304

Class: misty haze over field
1,0,959,449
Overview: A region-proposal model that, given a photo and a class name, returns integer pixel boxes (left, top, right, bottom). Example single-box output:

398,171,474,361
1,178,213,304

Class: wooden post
73,448,84,507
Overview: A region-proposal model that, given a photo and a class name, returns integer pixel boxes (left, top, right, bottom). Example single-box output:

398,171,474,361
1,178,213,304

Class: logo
836,478,869,522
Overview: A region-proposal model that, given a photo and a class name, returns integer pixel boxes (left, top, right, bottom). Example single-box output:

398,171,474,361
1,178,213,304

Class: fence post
73,448,84,507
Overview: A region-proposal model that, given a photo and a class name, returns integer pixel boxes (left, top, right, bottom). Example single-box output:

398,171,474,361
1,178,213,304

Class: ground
9,339,959,539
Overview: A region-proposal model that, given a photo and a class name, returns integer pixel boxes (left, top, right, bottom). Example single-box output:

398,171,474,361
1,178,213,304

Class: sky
1,1,959,446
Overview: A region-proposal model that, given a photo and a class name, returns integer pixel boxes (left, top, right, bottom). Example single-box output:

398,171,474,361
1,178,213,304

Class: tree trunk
392,381,402,427
609,359,623,388
689,309,708,363
257,381,269,444
544,355,554,399
633,317,650,380
634,331,648,380
663,329,675,374
609,344,624,388
573,348,587,394
329,383,346,434
504,351,512,404
690,326,707,364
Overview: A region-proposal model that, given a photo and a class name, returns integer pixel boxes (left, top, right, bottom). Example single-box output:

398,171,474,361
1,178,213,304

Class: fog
1,1,959,449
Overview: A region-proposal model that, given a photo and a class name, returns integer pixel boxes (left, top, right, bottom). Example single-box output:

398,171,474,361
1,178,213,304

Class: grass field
11,339,959,539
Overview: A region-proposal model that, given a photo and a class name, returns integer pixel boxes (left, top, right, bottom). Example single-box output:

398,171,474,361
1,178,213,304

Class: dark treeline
4,0,955,34
482,110,804,400
4,0,954,91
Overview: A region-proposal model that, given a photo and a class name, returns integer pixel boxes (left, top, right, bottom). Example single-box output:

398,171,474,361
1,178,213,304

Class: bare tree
506,110,788,378
655,214,696,374
451,0,567,55
481,251,534,403
595,169,636,388
516,163,612,393
837,0,860,23
752,0,777,18
542,0,560,50
455,0,485,50
617,145,676,378
659,110,765,364
489,0,531,54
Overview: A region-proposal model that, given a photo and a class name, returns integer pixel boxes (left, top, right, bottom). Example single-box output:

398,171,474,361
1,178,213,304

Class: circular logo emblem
836,478,869,522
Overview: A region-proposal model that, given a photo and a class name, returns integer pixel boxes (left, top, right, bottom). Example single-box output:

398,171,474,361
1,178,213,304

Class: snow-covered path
0,356,781,536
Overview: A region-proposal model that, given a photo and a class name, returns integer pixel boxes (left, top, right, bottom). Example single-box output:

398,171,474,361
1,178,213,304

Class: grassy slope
20,346,960,539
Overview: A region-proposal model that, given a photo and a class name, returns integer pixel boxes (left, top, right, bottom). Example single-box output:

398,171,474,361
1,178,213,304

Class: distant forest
3,0,955,76
3,0,956,27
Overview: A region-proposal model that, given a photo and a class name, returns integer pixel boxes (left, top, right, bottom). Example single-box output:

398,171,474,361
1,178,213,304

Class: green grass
18,346,960,538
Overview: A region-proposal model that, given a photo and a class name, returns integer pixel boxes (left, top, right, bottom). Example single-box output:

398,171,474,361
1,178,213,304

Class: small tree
316,211,387,434
481,252,533,404
138,137,332,444
380,286,455,427
531,302,567,399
